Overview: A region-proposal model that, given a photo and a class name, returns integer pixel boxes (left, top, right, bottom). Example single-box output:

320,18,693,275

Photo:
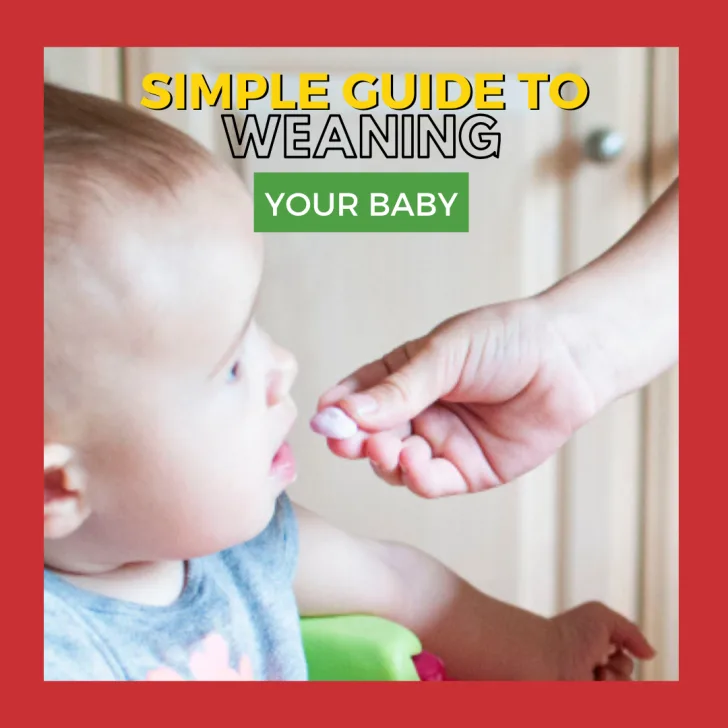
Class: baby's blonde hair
44,82,213,196
44,83,219,440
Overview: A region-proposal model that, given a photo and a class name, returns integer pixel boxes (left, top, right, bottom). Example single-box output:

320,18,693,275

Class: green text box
253,173,469,233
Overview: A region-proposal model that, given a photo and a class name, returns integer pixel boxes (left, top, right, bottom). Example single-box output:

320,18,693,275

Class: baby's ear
44,444,90,539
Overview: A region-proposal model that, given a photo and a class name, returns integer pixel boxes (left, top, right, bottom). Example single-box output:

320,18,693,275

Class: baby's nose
266,344,298,406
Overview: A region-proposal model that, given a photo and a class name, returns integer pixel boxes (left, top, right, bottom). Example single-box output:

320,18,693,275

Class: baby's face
56,167,298,562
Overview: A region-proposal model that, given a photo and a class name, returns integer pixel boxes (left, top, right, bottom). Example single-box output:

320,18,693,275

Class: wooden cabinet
44,47,121,100
641,47,679,682
44,46,679,679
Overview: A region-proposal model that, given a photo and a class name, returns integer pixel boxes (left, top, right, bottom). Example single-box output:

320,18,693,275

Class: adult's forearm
542,178,678,409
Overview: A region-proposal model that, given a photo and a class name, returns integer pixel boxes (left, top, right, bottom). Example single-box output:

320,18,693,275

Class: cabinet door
44,48,121,99
641,47,679,681
125,47,649,620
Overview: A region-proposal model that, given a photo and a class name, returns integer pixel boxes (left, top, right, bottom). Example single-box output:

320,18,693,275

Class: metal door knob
584,129,625,163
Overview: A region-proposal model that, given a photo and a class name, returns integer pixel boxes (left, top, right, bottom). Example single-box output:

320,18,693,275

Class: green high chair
300,615,431,681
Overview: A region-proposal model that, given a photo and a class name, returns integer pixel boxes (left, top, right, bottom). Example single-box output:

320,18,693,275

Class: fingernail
345,394,378,416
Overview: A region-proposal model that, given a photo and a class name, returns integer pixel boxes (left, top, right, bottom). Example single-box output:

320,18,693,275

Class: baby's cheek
233,363,268,410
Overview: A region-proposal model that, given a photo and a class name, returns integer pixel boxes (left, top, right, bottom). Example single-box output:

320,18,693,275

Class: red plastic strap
412,651,448,681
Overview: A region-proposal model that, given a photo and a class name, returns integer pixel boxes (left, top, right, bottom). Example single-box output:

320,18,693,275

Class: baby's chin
179,502,279,559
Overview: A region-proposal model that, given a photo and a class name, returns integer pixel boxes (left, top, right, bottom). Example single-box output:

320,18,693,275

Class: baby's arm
293,504,653,680
294,504,554,679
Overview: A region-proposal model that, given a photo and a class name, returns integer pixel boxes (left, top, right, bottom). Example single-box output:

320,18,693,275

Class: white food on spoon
310,406,359,440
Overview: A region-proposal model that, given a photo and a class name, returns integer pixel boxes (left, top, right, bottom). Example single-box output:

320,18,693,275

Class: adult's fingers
336,337,464,432
400,451,469,499
317,357,394,412
325,422,412,460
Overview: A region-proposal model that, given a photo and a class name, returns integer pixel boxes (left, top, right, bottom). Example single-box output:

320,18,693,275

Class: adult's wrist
536,277,624,413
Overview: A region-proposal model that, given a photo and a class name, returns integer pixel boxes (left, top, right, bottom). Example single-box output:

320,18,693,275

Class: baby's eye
226,361,242,384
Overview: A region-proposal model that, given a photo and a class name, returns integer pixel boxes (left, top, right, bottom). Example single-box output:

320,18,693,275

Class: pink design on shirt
146,633,255,681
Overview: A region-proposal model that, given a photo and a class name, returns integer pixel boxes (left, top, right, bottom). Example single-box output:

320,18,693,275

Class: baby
44,82,654,681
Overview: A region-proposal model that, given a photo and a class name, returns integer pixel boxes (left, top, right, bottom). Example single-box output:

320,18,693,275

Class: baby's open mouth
270,441,297,484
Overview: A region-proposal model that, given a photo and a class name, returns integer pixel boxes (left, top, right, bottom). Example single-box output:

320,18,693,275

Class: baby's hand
552,602,656,680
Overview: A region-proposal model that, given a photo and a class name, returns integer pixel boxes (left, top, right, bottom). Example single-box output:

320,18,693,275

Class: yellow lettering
300,73,330,110
474,74,505,110
236,74,269,110
175,74,187,110
518,73,549,110
270,73,297,110
140,73,173,110
342,73,379,110
189,74,232,110
549,73,589,110
420,73,432,110
436,74,472,110
382,73,416,110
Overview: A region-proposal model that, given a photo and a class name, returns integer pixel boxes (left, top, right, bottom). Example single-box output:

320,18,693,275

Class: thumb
338,339,455,430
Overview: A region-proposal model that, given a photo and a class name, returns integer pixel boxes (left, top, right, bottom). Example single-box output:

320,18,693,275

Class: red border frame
12,0,715,721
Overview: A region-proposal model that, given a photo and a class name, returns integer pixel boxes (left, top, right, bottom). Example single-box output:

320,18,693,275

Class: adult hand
316,298,598,496
313,179,678,498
